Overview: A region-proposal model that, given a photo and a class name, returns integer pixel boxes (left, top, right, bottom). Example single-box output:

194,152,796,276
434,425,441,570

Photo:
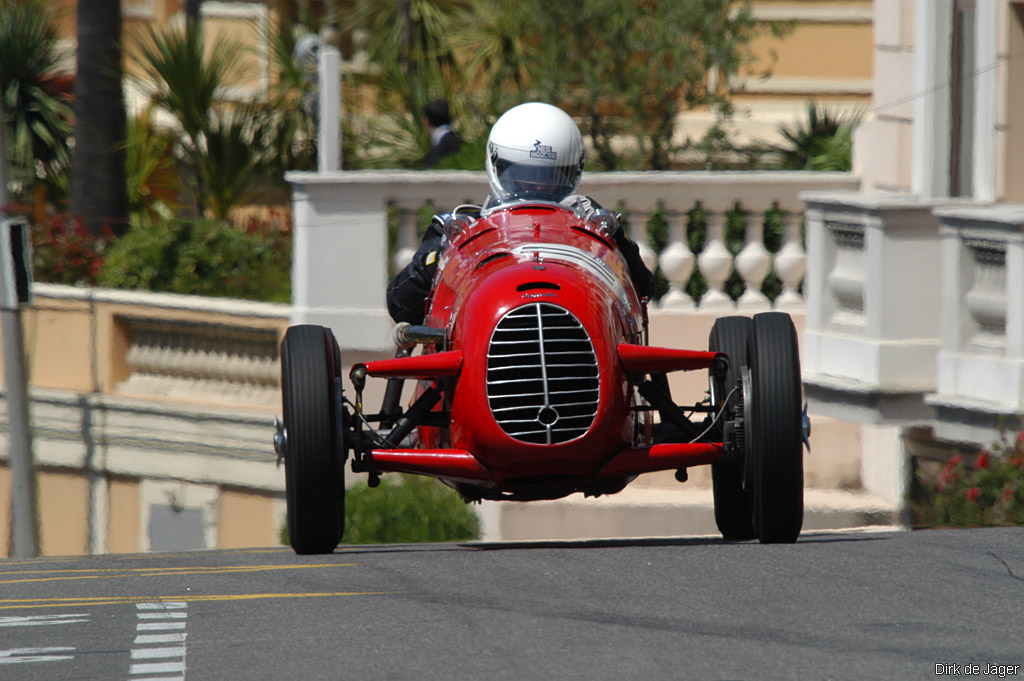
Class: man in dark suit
423,99,461,168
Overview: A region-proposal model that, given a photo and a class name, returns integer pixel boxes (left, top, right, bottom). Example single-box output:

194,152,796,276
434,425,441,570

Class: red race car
275,201,807,553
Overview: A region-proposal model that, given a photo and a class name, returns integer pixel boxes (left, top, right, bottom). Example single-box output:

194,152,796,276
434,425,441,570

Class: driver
387,101,655,325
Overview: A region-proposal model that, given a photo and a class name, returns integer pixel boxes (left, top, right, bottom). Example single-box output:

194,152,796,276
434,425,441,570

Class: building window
950,0,977,197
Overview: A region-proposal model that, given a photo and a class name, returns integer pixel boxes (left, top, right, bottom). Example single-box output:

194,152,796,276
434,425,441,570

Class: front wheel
281,325,345,554
708,316,755,541
745,312,804,543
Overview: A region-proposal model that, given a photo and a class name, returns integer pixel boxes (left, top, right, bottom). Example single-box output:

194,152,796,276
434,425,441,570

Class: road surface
1,527,1022,680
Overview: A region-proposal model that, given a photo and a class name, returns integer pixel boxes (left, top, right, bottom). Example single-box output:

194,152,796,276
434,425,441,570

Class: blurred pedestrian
423,99,461,168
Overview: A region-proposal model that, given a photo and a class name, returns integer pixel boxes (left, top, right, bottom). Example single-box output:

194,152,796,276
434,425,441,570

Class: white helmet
485,102,585,203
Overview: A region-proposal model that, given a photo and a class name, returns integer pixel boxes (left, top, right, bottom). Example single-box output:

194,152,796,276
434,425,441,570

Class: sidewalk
481,485,900,542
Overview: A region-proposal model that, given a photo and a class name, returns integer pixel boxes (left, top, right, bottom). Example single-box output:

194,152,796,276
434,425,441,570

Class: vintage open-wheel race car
274,199,808,554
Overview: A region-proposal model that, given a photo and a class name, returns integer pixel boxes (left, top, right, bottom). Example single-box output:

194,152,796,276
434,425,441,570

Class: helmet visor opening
493,159,580,202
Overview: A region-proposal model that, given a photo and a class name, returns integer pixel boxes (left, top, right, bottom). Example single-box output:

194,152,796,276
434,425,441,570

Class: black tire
746,312,804,543
281,325,345,554
708,316,756,540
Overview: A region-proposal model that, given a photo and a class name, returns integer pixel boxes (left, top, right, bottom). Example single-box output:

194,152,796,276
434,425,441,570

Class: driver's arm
563,194,656,300
386,220,446,324
614,228,656,301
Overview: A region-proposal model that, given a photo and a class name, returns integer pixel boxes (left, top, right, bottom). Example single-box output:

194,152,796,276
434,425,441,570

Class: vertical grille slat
486,303,600,444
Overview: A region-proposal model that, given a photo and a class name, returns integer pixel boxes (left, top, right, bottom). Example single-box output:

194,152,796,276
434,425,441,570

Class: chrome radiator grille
486,303,600,444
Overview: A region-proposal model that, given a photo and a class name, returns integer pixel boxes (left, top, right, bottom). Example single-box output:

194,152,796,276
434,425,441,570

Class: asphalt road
1,527,1022,681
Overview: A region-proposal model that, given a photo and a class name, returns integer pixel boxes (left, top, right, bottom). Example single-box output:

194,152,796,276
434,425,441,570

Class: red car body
354,202,725,501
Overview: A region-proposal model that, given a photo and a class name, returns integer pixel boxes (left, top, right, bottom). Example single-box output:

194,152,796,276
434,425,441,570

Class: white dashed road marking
0,647,76,664
0,614,86,666
0,614,89,627
131,602,188,680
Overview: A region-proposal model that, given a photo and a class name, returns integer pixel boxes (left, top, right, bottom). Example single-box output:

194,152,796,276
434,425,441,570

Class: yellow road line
0,592,393,610
0,563,359,586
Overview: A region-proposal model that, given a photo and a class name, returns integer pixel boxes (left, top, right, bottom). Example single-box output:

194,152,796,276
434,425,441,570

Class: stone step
480,487,900,542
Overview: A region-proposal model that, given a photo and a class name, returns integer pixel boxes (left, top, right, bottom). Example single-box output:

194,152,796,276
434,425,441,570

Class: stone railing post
656,204,696,309
696,202,735,310
774,206,809,312
733,205,771,311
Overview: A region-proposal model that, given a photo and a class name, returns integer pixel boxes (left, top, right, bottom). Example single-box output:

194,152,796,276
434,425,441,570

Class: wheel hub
273,416,288,466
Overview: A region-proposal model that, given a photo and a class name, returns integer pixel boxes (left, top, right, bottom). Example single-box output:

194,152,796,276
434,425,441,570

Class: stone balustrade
801,193,1024,446
24,284,291,410
287,170,860,350
927,205,1024,443
117,318,281,409
801,193,947,409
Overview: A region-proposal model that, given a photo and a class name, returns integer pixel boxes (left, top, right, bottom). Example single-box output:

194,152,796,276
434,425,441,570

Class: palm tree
770,101,863,171
71,0,128,235
132,22,243,214
0,0,73,211
344,0,463,164
124,107,179,220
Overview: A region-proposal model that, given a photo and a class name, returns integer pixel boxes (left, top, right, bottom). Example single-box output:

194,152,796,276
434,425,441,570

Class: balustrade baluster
696,207,735,310
657,207,695,309
734,206,772,311
774,208,808,311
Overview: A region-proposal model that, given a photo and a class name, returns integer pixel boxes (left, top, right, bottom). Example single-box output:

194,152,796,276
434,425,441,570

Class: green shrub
98,216,291,302
342,474,480,544
913,428,1024,527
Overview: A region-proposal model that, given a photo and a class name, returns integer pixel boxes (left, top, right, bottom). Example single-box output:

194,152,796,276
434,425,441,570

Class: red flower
966,487,981,503
976,451,990,469
1017,430,1024,445
942,454,964,475
1003,487,1015,501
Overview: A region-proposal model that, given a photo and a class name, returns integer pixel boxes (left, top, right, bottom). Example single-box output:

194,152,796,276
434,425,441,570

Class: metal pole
0,100,39,558
318,45,341,172
1,307,38,558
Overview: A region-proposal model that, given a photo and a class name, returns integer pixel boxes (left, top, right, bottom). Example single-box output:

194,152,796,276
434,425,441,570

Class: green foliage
98,216,291,302
770,101,862,171
913,429,1024,527
514,0,784,170
338,0,781,171
132,23,243,145
342,474,481,544
131,23,270,216
201,106,273,220
258,24,317,176
343,0,465,166
646,205,670,300
0,0,73,202
431,135,488,171
124,109,179,220
451,0,530,116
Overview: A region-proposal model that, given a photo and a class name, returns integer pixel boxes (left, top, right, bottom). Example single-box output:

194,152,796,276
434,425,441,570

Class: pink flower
966,487,981,503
